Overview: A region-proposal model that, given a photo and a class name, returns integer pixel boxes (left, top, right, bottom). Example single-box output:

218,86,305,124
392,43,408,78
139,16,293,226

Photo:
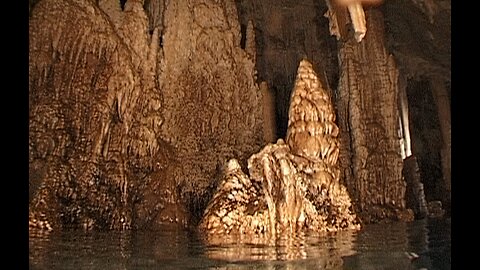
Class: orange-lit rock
199,59,359,237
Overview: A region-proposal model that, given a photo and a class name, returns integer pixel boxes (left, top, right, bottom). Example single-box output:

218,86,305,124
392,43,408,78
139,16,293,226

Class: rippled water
29,218,450,269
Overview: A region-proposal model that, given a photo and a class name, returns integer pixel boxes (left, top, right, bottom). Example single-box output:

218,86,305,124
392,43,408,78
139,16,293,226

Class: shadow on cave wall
407,78,445,203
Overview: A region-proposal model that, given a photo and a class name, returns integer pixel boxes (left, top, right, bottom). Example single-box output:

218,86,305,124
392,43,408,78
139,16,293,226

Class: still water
29,218,450,270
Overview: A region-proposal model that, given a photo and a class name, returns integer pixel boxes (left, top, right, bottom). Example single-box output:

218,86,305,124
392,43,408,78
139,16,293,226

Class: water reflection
344,222,413,269
29,229,134,270
343,218,451,270
29,219,450,270
202,229,356,265
203,232,310,262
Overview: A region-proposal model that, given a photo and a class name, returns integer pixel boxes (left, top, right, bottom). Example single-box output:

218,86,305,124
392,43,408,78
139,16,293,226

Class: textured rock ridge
199,59,359,237
334,9,410,223
29,0,265,231
158,0,264,223
29,0,144,231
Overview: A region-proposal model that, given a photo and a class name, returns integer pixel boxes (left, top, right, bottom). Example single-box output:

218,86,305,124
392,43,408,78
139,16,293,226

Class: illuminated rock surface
199,60,359,237
28,0,450,233
29,0,263,231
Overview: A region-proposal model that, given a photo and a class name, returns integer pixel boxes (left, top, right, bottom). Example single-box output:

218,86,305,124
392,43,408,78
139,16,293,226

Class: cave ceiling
28,0,451,88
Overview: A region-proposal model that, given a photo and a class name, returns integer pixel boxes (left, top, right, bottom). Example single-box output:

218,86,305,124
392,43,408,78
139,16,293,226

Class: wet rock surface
29,0,145,231
199,60,359,237
29,0,450,233
29,0,263,232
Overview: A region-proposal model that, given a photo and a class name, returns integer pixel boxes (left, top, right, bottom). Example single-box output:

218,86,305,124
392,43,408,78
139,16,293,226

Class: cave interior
28,0,450,231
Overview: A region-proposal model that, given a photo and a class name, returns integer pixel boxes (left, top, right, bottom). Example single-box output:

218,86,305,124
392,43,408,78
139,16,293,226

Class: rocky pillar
334,9,408,222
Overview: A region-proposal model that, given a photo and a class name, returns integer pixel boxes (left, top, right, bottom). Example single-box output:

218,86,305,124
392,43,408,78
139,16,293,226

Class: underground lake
29,217,450,270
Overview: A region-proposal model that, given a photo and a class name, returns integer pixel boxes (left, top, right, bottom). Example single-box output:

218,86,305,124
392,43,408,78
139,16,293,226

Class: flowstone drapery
199,59,359,236
29,0,264,231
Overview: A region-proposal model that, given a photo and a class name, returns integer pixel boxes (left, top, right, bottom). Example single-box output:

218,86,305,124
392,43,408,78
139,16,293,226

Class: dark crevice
240,23,247,49
406,78,444,203
120,0,127,11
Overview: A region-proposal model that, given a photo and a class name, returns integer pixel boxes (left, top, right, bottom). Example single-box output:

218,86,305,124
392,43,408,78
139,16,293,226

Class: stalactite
117,0,151,69
324,0,349,40
398,75,412,158
144,0,165,33
325,0,369,42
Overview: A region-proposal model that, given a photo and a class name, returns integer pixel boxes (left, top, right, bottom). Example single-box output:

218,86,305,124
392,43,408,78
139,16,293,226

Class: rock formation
29,0,264,231
331,8,413,223
157,0,264,224
29,0,147,231
234,0,340,138
234,0,450,219
383,0,451,213
29,0,449,234
199,59,359,237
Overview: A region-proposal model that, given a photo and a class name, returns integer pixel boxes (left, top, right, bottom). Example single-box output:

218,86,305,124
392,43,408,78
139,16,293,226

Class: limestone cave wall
29,0,451,231
29,0,264,230
156,0,264,224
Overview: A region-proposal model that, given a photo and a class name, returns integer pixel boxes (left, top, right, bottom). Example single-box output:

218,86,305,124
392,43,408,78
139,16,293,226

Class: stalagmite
403,156,428,219
199,59,359,238
331,7,412,222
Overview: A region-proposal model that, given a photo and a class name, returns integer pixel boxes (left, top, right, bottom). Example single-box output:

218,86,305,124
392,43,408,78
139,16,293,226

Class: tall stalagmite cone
199,59,360,239
286,59,340,167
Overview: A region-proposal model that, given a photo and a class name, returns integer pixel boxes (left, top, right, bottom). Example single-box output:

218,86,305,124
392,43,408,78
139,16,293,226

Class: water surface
29,218,450,269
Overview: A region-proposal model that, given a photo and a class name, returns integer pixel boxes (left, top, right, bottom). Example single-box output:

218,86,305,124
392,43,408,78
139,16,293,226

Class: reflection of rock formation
203,229,356,264
199,59,359,237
